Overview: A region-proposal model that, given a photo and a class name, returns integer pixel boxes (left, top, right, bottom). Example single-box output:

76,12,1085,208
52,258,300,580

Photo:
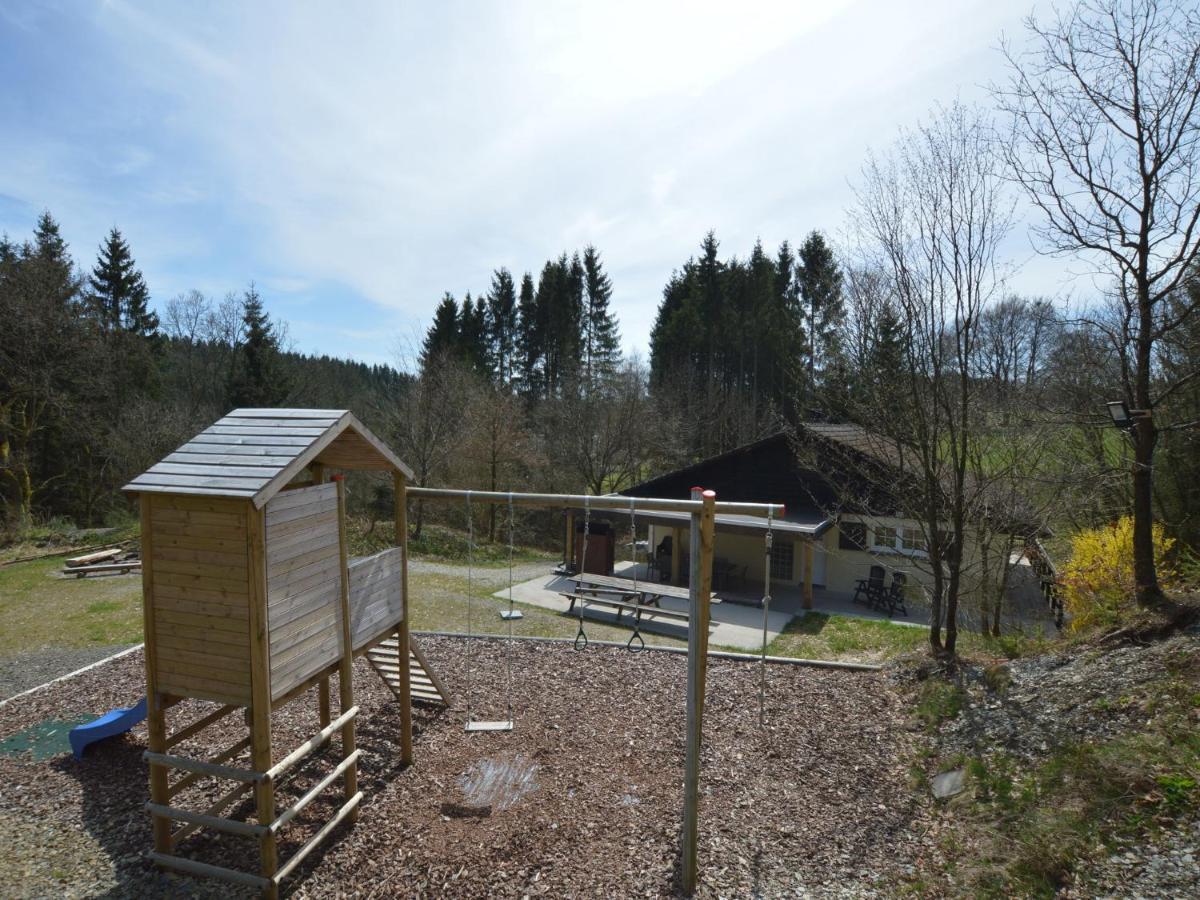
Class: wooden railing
1024,538,1064,629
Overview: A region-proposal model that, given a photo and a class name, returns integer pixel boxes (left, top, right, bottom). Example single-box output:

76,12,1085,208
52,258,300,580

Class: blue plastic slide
69,696,148,759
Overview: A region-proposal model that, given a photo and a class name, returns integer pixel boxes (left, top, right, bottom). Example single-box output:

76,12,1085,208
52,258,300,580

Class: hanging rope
573,498,590,651
759,508,774,728
626,497,644,653
504,492,516,722
465,491,475,726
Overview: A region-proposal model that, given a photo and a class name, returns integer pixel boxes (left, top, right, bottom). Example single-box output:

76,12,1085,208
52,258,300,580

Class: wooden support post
803,540,814,611
333,477,360,818
394,472,413,766
311,463,332,731
681,487,716,896
246,504,278,895
566,510,575,570
140,495,172,856
671,527,682,585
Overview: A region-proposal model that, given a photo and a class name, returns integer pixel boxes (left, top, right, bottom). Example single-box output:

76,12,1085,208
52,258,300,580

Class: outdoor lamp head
1106,400,1133,429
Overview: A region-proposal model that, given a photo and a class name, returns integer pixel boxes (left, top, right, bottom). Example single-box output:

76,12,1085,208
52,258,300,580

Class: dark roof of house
623,424,1048,537
620,429,892,531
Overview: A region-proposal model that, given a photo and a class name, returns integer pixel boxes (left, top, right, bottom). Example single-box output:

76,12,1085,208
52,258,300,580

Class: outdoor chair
853,565,886,607
883,572,908,617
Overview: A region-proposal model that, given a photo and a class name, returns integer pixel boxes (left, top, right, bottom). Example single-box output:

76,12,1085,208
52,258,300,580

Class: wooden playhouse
123,408,447,896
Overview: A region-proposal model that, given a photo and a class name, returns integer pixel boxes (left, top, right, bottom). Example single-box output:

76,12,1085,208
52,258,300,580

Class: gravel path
0,637,930,898
0,644,138,704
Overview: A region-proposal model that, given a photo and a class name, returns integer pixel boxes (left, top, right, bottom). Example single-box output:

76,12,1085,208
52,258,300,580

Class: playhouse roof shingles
123,408,414,507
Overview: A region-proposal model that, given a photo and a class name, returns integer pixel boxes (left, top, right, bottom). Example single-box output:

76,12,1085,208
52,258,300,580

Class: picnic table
557,573,720,637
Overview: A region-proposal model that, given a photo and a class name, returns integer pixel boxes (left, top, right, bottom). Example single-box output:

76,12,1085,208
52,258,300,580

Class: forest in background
2,1,1198,654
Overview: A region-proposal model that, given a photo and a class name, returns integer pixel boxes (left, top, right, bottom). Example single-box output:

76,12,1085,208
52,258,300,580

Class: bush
1061,516,1175,631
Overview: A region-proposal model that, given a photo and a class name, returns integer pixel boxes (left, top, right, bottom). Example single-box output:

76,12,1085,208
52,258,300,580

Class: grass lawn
0,557,143,652
0,545,1041,665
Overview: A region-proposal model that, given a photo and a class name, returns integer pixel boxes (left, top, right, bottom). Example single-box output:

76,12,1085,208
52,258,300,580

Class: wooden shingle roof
123,408,414,507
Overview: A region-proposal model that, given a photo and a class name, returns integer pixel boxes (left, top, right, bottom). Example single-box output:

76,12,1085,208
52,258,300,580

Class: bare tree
546,361,654,495
996,0,1200,606
379,352,471,537
458,384,536,541
850,101,1014,656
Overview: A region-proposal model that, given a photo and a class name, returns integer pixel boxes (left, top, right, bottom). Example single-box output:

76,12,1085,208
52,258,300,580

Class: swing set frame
406,485,783,895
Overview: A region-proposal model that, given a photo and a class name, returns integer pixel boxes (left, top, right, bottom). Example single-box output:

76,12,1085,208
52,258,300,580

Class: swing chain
505,492,515,722
465,491,474,725
573,498,590,651
624,498,646,652
759,508,774,727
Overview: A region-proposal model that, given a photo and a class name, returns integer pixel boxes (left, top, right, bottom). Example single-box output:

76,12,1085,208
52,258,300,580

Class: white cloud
5,0,1078,361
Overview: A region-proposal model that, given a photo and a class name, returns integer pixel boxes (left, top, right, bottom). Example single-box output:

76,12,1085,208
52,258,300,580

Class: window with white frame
873,526,897,550
770,539,794,581
871,523,928,556
900,525,925,552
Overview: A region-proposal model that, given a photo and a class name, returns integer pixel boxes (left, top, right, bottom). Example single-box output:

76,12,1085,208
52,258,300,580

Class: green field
0,550,980,663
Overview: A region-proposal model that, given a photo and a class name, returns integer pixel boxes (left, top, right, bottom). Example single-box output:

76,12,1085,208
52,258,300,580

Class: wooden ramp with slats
365,636,450,706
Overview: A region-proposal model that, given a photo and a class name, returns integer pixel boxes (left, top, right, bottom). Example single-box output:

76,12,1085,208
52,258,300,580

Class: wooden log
141,494,172,856
272,792,363,885
333,477,361,817
144,749,263,783
165,705,237,751
148,852,271,889
65,547,121,567
147,801,267,837
265,706,358,781
170,780,255,847
168,737,252,798
246,503,278,888
269,749,362,833
681,487,716,896
395,472,413,764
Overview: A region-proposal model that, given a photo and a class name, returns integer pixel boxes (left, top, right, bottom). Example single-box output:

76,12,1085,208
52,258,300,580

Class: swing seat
465,720,514,732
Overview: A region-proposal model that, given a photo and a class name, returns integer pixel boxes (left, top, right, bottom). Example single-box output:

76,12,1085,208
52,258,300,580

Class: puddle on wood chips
458,754,539,811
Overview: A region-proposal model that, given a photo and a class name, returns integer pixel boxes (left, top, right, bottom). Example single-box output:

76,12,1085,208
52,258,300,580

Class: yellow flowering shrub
1060,516,1175,631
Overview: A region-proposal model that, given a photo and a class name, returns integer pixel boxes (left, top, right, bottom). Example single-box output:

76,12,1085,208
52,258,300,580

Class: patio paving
492,561,924,650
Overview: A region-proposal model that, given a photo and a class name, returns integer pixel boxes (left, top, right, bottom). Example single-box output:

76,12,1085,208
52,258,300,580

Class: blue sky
0,0,1072,368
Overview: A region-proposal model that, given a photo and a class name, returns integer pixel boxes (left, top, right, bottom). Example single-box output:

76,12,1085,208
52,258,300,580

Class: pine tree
88,227,157,337
516,272,541,396
458,292,489,376
485,268,518,387
228,285,289,407
421,293,460,371
796,231,845,394
581,245,621,388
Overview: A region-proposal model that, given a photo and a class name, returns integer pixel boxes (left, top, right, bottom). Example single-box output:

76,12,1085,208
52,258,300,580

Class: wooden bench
63,560,142,578
572,574,722,606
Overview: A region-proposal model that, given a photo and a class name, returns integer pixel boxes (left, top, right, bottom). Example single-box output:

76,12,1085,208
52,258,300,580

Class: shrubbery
1061,516,1176,630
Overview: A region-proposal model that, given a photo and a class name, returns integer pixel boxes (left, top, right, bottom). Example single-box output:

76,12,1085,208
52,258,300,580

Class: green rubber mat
0,714,96,761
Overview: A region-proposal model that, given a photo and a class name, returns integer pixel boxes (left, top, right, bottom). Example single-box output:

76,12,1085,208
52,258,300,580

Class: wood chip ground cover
0,638,929,897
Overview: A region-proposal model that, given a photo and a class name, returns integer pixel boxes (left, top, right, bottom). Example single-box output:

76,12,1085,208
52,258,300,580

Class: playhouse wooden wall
265,483,343,701
143,494,253,706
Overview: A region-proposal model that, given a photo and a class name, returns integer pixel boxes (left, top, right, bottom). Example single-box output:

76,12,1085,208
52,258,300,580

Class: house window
900,525,925,552
874,526,897,550
839,522,868,551
770,540,794,581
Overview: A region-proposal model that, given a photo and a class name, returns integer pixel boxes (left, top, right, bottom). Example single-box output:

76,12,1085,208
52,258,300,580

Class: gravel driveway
0,644,138,704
